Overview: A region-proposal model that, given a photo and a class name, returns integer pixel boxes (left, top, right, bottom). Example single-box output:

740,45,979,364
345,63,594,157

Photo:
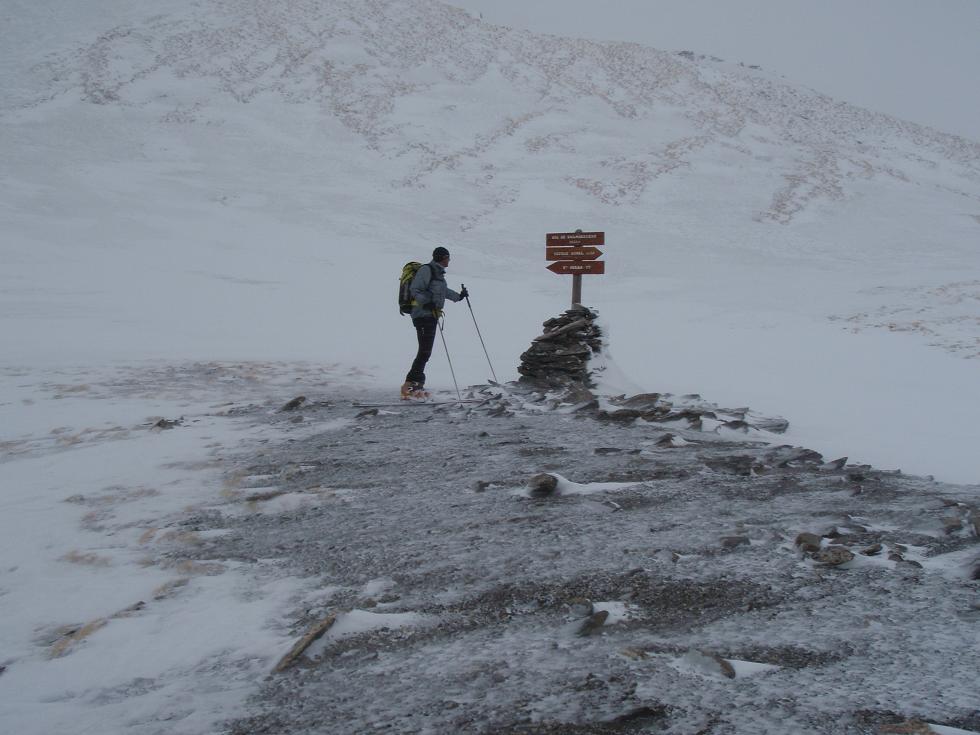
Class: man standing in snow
401,246,468,400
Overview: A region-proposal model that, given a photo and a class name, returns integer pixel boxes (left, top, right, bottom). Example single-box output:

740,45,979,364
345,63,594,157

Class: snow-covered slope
2,4,978,468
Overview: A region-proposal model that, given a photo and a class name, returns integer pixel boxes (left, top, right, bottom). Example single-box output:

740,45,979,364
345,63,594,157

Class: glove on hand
459,287,469,299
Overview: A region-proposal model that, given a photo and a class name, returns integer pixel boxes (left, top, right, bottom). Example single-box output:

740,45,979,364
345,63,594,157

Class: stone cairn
515,305,791,435
517,305,602,397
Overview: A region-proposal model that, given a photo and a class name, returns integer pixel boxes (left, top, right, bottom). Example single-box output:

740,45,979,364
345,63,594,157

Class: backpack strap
422,263,442,312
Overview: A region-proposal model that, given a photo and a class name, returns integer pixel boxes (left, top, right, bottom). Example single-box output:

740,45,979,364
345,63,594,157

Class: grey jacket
409,260,461,319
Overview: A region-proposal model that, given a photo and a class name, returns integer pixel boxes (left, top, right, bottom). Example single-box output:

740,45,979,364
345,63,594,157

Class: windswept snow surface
1,0,979,732
0,363,369,734
1,0,978,481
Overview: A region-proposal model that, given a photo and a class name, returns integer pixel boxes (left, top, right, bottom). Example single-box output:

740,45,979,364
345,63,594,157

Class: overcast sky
447,0,980,143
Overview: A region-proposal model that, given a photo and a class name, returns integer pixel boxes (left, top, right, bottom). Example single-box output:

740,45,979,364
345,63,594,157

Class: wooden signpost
546,230,605,305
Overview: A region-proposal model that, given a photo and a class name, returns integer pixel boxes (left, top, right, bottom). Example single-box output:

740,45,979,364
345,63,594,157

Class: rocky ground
143,313,980,734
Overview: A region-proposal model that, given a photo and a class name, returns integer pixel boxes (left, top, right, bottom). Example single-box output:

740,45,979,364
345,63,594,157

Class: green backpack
398,262,432,315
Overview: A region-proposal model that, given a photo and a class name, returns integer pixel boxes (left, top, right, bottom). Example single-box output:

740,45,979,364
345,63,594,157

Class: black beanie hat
432,246,450,261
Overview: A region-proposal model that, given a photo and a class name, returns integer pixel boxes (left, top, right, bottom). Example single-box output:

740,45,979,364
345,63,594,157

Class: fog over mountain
447,0,980,144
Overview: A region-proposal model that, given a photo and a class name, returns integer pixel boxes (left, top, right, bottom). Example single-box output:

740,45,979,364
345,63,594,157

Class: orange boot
401,382,430,400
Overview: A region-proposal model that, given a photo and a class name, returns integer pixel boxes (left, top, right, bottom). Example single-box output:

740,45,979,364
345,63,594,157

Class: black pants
406,316,438,385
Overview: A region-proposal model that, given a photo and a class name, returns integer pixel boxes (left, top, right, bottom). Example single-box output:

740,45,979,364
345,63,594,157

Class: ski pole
437,316,463,402
461,284,498,384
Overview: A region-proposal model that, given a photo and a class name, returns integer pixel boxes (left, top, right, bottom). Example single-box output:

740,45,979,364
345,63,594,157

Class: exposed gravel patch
160,384,980,734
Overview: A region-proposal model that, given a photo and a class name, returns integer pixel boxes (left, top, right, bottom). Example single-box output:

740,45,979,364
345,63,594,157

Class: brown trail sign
545,230,605,305
546,231,605,247
546,247,602,261
547,261,606,274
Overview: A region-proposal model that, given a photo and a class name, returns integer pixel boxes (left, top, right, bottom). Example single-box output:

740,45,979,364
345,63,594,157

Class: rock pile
517,306,603,393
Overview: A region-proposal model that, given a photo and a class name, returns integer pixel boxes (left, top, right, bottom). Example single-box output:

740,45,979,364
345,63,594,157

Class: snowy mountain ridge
9,0,980,230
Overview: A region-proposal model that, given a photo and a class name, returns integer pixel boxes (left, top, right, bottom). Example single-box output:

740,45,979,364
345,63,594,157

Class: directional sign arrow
546,231,605,247
546,247,603,261
547,260,605,275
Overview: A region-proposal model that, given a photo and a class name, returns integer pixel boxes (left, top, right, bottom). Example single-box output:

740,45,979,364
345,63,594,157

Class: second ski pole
461,284,498,384
437,316,462,402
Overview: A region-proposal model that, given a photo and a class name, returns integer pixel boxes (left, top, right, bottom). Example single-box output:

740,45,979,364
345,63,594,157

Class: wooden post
572,274,582,306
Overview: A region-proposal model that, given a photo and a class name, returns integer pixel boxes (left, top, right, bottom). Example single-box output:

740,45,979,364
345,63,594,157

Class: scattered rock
576,609,609,637
245,488,289,503
861,543,883,556
943,517,964,534
970,511,980,537
620,393,661,409
280,396,306,412
519,446,566,457
877,719,938,734
795,533,823,553
888,552,905,562
772,447,823,466
753,416,790,434
655,433,677,447
621,647,649,661
713,655,737,679
682,649,736,679
474,480,491,493
815,546,855,566
720,536,751,549
355,408,378,418
594,447,624,455
273,613,337,673
664,409,709,428
527,473,559,497
820,457,848,471
722,420,750,432
152,417,182,430
611,705,668,726
289,414,304,423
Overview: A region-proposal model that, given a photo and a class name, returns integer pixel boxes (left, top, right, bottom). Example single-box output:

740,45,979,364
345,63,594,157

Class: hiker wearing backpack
400,246,468,400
